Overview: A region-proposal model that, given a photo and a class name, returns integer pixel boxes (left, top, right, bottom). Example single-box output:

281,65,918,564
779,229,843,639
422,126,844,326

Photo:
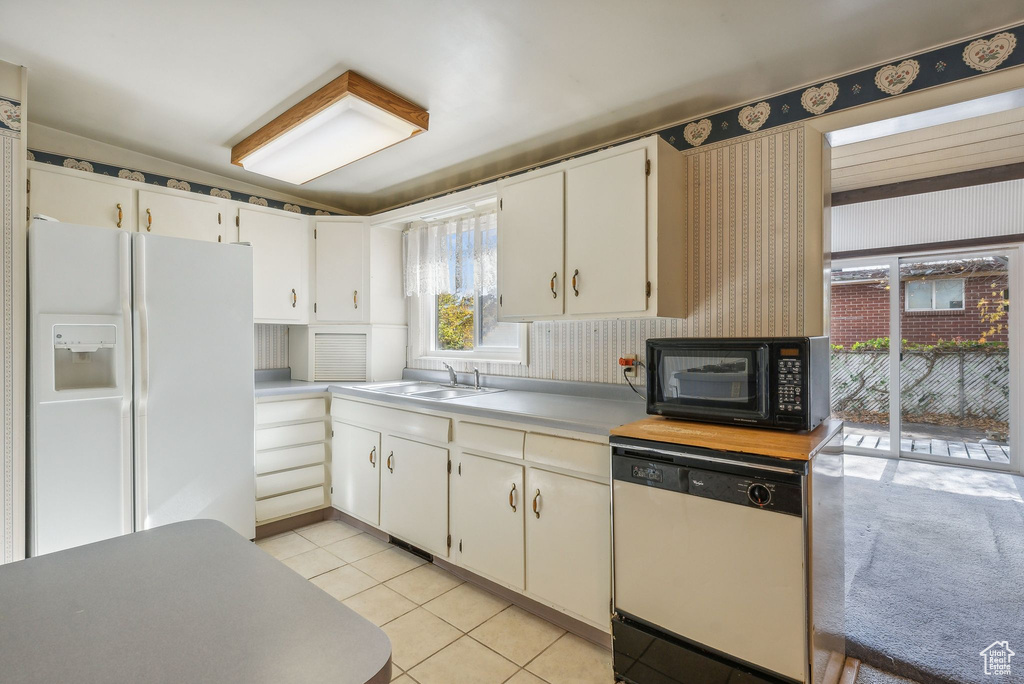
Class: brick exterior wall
831,274,1008,346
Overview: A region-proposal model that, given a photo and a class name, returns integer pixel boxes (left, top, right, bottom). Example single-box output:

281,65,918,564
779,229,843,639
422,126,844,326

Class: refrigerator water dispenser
53,324,117,391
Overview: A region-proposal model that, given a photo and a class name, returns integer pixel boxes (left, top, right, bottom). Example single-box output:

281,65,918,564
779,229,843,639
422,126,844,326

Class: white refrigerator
29,219,255,556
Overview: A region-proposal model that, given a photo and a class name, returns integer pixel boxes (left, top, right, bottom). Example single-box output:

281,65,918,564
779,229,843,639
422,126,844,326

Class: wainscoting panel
254,324,289,370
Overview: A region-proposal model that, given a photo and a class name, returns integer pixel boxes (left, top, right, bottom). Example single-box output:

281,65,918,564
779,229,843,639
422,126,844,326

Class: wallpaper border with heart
26,149,342,217
660,26,1024,151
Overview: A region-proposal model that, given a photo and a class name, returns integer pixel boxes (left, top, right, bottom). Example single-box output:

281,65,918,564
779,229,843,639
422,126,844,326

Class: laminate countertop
330,384,649,437
611,417,845,460
0,520,391,684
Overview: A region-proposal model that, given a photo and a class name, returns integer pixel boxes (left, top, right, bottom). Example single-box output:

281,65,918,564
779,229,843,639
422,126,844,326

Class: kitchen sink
360,381,504,400
362,382,441,395
412,387,493,400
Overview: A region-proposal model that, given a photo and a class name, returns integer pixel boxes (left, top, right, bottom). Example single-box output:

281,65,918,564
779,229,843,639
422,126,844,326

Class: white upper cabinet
314,218,369,323
497,171,565,319
565,148,648,315
238,207,309,324
29,167,134,230
138,189,226,243
496,135,684,321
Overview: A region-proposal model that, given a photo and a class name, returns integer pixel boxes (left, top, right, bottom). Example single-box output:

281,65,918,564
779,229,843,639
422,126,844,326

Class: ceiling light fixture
231,70,428,185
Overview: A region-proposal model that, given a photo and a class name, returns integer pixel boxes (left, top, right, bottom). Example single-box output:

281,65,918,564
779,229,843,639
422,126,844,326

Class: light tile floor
256,520,614,683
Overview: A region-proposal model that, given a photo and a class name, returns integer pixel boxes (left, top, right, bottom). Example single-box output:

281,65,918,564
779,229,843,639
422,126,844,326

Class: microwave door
654,344,770,420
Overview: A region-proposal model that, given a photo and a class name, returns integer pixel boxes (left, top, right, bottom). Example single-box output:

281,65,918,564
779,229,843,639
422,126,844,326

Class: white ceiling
832,105,1024,191
3,1,1023,214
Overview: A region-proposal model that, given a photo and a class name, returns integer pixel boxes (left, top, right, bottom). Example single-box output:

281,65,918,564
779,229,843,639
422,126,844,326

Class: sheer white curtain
402,210,498,297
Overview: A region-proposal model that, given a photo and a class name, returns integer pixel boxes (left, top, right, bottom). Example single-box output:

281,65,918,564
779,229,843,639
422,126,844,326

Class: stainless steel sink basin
413,388,491,400
363,382,441,395
360,381,504,400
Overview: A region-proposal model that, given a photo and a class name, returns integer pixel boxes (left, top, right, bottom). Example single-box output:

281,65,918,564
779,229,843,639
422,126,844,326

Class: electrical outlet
620,354,638,377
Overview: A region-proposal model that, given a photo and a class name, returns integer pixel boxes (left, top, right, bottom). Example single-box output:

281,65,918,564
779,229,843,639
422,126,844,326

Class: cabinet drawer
332,398,450,444
256,397,327,426
256,442,326,475
458,421,525,459
256,421,326,451
256,486,326,523
256,464,326,499
525,433,609,477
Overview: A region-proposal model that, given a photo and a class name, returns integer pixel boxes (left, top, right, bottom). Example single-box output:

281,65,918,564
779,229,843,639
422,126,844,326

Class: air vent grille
313,333,367,381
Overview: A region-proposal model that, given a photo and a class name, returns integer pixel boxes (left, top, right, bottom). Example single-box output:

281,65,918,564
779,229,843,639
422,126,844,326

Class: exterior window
905,278,965,311
404,208,526,363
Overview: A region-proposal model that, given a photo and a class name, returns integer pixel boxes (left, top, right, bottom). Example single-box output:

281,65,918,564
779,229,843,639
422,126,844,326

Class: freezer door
28,221,133,556
133,233,255,539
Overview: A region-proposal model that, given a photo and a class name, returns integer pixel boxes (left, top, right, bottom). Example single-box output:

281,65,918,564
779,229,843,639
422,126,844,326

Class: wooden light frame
230,70,428,172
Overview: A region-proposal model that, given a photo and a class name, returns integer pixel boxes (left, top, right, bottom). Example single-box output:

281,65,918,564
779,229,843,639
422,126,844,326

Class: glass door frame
833,244,1021,473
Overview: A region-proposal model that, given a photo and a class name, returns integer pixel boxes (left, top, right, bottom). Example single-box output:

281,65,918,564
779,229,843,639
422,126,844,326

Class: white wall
831,178,1024,253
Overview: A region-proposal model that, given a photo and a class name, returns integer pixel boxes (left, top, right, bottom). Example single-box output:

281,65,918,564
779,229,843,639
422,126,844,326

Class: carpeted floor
844,455,1024,683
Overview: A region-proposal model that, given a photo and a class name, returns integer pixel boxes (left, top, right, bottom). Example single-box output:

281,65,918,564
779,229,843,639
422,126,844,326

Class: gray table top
0,520,391,684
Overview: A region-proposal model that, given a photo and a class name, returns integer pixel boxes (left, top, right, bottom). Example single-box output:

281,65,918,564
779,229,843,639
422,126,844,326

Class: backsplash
254,324,289,370
410,318,685,385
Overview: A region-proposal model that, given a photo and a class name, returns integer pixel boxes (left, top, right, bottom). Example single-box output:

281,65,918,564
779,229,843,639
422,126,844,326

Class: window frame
405,203,528,366
905,277,966,312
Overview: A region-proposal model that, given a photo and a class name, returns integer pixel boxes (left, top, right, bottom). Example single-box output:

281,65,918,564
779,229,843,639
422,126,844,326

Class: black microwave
646,337,830,431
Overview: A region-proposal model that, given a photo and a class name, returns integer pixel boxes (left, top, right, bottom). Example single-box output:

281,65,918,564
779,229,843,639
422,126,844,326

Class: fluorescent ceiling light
231,71,428,185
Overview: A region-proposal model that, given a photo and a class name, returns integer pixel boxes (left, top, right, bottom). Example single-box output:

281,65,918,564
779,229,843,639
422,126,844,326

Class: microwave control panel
775,352,805,415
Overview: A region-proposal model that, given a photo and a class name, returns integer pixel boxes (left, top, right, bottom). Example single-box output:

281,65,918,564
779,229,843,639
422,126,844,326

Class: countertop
610,416,845,460
255,377,335,397
330,384,648,436
0,520,391,684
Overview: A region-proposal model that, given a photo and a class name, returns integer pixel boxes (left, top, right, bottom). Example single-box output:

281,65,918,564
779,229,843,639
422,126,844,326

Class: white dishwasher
610,435,844,684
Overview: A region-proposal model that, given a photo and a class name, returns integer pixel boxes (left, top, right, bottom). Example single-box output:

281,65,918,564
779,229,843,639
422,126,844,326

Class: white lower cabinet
331,421,381,526
380,434,449,557
254,395,330,525
451,452,525,590
525,467,611,628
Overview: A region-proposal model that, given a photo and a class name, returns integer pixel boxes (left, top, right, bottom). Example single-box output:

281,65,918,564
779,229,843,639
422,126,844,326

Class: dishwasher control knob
747,483,771,506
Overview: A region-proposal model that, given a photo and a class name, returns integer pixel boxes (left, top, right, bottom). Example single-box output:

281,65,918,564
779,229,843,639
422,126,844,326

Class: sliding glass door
831,246,1019,471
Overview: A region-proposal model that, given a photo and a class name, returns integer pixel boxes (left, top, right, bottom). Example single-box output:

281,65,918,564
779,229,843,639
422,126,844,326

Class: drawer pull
369,446,376,467
146,208,152,232
509,483,517,512
116,203,123,228
387,451,394,473
353,290,358,308
291,288,297,307
532,489,541,519
571,269,579,297
549,272,557,299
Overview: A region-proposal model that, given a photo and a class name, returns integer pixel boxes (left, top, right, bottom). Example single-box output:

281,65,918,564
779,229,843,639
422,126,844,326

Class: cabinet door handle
291,288,297,307
509,483,517,512
532,489,541,518
387,451,394,473
116,203,123,228
145,208,152,232
550,272,558,299
353,290,358,309
369,446,376,467
571,269,579,297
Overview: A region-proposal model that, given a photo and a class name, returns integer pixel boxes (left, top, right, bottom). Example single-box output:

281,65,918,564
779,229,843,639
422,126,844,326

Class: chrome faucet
473,368,481,390
442,362,458,387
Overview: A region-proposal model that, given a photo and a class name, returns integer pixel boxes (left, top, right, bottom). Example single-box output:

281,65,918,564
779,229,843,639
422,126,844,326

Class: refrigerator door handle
119,232,134,535
133,234,150,532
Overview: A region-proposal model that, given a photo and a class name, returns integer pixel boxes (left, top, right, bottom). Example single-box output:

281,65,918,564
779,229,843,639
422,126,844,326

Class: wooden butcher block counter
610,416,844,461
